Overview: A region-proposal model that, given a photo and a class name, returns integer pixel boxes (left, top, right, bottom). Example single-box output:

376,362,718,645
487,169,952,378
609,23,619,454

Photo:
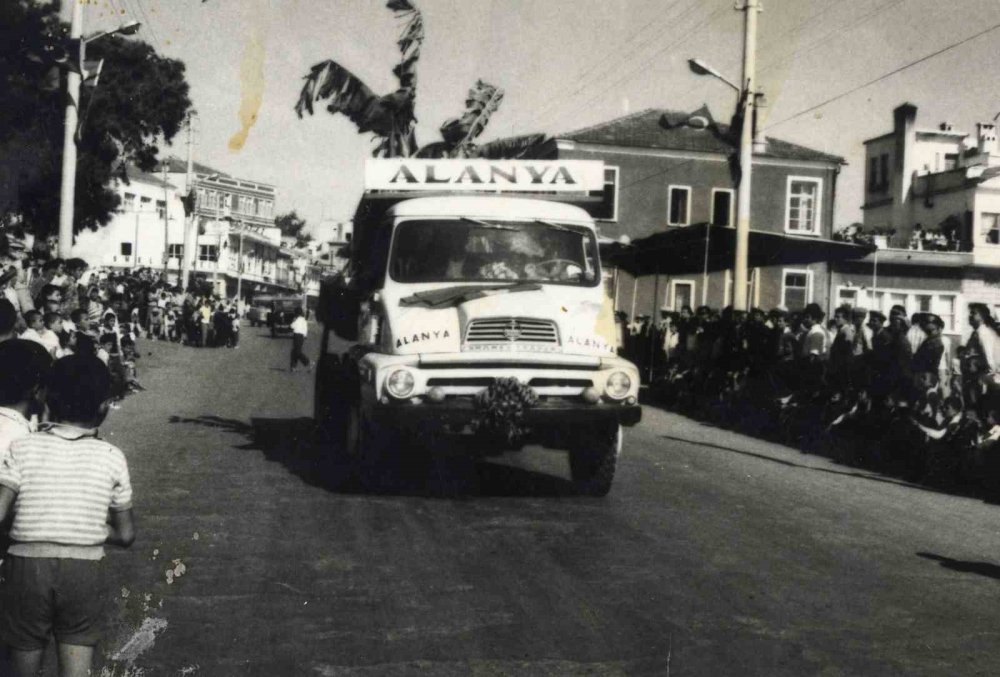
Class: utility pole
235,226,244,302
733,0,760,312
162,163,170,275
57,0,84,258
180,113,196,291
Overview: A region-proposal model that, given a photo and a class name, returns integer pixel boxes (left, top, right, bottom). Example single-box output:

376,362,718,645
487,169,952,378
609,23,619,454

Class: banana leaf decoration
295,0,423,157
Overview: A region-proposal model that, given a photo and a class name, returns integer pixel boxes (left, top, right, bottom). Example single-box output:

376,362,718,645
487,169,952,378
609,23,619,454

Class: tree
0,0,192,237
294,0,542,159
274,210,307,239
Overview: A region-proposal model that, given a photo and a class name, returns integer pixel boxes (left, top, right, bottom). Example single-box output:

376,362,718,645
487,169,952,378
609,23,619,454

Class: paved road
81,326,1000,676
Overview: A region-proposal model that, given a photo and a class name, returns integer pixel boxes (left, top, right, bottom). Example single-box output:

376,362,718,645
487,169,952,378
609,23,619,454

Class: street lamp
689,6,759,312
57,5,141,258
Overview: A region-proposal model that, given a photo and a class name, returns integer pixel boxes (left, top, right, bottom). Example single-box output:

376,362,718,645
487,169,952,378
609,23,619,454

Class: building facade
832,103,1000,342
73,159,302,299
534,108,844,319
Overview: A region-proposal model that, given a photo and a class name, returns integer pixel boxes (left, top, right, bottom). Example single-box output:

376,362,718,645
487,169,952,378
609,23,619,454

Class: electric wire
532,0,704,125
764,19,1000,132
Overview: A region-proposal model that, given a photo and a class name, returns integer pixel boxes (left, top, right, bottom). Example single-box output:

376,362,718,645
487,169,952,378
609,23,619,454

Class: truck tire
569,422,622,497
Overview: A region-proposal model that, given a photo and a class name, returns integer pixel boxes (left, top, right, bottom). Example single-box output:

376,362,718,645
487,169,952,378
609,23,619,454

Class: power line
764,19,1000,132
546,1,732,133
532,0,707,126
756,0,905,77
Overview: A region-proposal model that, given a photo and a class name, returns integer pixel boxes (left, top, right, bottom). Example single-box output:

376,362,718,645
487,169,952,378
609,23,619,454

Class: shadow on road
917,552,1000,581
168,414,579,498
659,433,936,494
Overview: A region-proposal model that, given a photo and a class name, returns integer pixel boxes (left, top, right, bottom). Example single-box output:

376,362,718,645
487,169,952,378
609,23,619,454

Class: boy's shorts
0,556,106,649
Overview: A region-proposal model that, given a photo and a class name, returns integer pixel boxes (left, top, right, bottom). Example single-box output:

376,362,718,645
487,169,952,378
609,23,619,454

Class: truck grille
464,318,559,345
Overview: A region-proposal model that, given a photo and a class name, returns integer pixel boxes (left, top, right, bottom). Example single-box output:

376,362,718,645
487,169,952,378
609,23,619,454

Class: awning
601,222,875,277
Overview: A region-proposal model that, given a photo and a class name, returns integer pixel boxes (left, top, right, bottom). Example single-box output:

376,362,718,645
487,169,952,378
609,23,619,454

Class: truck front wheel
569,422,622,497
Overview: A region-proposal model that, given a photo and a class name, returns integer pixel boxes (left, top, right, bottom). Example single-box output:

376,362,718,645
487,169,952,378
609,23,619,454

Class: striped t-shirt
0,423,132,560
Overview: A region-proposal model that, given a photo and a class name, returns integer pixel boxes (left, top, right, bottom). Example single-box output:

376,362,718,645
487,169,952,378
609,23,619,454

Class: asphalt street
77,325,1000,676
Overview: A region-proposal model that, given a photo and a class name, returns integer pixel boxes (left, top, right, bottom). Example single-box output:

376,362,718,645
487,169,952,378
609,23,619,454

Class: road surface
78,326,1000,676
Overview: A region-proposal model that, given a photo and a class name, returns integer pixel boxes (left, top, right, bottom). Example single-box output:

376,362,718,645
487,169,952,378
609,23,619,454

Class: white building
74,167,187,272
832,103,1000,341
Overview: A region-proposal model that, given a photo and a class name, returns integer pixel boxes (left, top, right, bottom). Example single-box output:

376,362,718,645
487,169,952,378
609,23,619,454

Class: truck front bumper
369,397,642,429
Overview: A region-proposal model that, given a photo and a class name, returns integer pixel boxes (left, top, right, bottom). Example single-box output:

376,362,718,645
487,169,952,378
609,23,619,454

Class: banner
364,159,604,193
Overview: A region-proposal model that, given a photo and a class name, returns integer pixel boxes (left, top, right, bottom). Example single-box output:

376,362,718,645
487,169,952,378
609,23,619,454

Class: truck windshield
389,219,600,286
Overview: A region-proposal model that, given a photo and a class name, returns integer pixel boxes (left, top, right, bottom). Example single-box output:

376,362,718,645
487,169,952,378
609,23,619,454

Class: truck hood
382,284,618,357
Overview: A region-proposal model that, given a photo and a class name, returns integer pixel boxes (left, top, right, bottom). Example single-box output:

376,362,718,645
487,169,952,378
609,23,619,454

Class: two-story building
831,103,1000,342
73,166,188,273
526,107,845,318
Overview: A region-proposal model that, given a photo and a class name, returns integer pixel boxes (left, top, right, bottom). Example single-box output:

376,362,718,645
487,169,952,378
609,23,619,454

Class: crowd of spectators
620,301,1000,495
0,252,242,405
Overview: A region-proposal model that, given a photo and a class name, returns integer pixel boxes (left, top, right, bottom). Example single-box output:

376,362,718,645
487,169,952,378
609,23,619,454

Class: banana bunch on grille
472,377,539,445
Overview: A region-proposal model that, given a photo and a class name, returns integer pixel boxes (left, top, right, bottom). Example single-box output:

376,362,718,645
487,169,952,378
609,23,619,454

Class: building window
167,244,184,259
140,196,152,210
868,157,879,190
868,155,890,191
198,244,218,262
122,192,136,211
982,213,1000,245
944,153,959,171
669,280,694,310
836,287,960,332
667,185,690,226
120,242,133,256
781,269,812,311
196,189,205,208
785,177,822,234
156,200,166,219
711,189,733,227
879,154,889,189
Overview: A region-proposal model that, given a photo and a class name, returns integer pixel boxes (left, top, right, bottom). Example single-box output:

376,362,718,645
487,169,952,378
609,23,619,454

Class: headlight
386,369,415,399
604,371,631,400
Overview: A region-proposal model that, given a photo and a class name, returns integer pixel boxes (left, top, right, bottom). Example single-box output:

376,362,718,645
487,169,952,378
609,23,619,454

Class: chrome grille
465,317,559,345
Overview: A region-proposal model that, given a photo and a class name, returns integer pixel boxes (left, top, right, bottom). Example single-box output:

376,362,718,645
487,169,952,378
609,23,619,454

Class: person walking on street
289,307,310,372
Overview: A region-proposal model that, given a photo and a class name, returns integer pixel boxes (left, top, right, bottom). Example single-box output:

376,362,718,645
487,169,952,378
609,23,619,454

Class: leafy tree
0,0,192,237
295,0,543,159
274,210,307,238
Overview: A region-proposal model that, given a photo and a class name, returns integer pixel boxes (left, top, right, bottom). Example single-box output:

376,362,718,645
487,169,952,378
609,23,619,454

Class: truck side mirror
318,279,360,341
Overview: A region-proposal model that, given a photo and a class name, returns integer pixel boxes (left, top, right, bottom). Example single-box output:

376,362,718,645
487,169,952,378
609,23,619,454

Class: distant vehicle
247,298,272,327
266,296,305,337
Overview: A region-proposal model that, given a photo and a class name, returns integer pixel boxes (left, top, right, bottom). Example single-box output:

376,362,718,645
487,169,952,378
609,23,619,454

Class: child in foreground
0,354,135,677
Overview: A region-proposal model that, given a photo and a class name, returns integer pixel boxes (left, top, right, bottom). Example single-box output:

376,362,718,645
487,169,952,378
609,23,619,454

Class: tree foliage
274,210,307,238
0,0,192,236
295,0,544,159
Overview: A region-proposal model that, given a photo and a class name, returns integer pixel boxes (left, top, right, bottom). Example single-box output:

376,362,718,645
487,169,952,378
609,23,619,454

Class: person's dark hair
943,395,963,413
42,258,62,273
834,304,851,318
23,309,41,326
70,308,85,323
0,339,52,406
39,283,61,303
43,311,61,328
47,354,111,424
294,306,304,317
65,258,87,274
804,303,825,321
0,298,16,335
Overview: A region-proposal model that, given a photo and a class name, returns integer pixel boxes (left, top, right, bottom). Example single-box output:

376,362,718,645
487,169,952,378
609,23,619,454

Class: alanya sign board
364,159,605,193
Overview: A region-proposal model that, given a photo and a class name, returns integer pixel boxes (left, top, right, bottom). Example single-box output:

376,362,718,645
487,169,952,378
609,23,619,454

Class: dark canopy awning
601,223,875,277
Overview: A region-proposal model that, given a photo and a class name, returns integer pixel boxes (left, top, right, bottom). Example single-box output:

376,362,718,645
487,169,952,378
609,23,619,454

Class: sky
74,0,1000,240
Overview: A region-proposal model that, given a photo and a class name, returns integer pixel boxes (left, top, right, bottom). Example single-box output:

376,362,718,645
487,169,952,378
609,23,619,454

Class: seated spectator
18,310,45,348
37,312,63,357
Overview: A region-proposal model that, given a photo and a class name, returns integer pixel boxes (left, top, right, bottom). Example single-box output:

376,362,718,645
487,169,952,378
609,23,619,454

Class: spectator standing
0,354,135,677
289,307,311,372
0,300,17,344
0,340,51,455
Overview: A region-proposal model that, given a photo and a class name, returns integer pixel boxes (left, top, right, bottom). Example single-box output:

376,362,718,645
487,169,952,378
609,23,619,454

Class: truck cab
315,159,640,495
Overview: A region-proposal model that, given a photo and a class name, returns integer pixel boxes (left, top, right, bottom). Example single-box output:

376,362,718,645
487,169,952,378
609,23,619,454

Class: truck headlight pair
604,371,632,400
386,369,415,399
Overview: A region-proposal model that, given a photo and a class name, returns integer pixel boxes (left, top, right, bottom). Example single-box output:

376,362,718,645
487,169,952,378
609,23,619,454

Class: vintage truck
314,159,640,495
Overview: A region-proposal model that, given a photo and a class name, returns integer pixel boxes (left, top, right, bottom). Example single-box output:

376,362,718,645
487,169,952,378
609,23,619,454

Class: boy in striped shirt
0,354,135,677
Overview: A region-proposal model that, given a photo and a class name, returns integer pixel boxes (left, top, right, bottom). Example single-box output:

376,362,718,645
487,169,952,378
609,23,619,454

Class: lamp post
57,9,141,258
688,0,759,311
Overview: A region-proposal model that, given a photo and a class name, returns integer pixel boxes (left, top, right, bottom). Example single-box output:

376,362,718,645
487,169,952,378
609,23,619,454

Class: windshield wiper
461,217,519,231
534,220,580,234
399,282,542,309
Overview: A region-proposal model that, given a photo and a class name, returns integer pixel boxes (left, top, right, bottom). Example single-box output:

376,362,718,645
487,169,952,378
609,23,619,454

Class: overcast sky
77,0,1000,239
